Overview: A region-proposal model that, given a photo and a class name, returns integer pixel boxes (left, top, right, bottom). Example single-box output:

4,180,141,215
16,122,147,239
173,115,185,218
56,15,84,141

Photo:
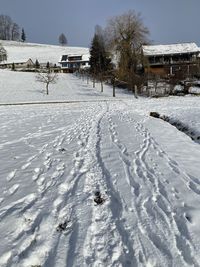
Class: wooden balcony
148,55,197,66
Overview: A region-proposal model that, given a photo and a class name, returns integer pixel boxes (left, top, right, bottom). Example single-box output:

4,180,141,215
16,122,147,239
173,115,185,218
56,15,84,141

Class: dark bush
149,112,160,118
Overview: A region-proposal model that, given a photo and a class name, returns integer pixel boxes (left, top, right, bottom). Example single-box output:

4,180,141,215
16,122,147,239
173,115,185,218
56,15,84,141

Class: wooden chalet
142,43,200,77
59,54,90,73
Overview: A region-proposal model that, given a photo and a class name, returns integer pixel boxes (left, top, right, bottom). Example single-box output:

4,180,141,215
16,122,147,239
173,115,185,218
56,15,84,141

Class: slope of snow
1,71,200,266
0,40,89,64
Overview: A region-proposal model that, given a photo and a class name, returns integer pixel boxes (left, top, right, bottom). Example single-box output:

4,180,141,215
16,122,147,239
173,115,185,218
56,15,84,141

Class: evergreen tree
89,33,112,77
90,32,112,92
35,59,40,69
21,28,26,42
11,62,15,71
59,33,67,46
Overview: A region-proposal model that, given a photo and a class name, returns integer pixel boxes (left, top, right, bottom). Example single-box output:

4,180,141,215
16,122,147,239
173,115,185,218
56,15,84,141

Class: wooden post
113,77,116,97
101,80,103,92
134,85,138,98
187,64,190,77
100,75,103,92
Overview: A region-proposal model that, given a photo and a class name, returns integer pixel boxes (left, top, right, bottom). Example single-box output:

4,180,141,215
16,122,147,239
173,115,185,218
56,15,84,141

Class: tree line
0,14,26,42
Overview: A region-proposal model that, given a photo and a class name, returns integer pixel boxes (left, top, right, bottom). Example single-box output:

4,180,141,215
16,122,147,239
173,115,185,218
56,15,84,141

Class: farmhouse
0,58,34,69
142,43,200,77
59,54,90,73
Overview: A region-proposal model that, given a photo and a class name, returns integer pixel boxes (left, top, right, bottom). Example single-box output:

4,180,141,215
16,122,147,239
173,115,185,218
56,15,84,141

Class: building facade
59,54,90,73
0,58,34,69
142,43,200,77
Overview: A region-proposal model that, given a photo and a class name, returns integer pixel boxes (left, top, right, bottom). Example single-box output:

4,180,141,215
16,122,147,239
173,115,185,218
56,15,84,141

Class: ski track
0,101,200,266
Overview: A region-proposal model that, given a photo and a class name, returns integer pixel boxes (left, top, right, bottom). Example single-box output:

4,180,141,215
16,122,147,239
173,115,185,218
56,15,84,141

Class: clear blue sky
0,0,199,47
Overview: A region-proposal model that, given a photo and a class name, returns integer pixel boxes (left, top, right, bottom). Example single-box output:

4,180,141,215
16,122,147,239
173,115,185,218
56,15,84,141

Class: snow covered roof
142,43,200,56
82,54,90,61
0,58,34,65
59,54,90,63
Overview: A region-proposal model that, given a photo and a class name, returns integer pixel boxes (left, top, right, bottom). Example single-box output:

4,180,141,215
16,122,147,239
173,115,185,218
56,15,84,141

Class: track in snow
0,101,200,267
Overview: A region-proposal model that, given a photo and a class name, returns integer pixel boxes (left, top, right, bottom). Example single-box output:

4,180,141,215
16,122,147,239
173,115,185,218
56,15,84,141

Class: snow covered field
0,41,89,64
1,67,200,266
0,70,130,104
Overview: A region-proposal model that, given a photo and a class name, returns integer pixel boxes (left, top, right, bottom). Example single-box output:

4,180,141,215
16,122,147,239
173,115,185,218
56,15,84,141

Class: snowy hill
0,40,89,64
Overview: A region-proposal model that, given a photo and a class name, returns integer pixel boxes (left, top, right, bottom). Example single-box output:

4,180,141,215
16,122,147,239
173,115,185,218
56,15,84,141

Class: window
61,55,68,61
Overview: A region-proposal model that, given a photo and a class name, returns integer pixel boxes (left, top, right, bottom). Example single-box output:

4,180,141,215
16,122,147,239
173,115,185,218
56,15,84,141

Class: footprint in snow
21,162,31,170
185,213,192,223
58,148,66,153
0,198,4,205
32,168,41,181
56,163,65,171
171,186,178,193
94,191,106,205
7,170,17,181
56,219,74,234
8,184,19,195
188,182,200,195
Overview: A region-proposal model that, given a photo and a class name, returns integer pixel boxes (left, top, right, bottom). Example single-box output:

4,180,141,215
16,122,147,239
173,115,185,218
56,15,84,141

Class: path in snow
0,102,200,267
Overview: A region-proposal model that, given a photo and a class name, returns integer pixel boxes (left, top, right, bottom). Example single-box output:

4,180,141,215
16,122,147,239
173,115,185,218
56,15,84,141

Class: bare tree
0,15,12,40
36,71,58,95
0,15,20,40
0,43,7,62
11,23,20,40
59,33,67,46
105,10,149,93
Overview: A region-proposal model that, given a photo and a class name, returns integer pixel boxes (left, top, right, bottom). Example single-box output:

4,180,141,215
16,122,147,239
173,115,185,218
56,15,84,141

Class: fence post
134,85,138,98
113,77,116,97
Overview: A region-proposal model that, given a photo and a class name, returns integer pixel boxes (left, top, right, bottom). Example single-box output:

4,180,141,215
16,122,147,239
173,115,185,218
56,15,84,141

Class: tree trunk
100,77,103,92
46,83,49,95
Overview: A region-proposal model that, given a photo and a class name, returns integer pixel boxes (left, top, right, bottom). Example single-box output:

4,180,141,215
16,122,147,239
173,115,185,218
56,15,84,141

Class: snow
189,86,200,94
0,69,129,104
142,42,200,56
0,40,89,64
173,84,184,93
1,42,200,266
